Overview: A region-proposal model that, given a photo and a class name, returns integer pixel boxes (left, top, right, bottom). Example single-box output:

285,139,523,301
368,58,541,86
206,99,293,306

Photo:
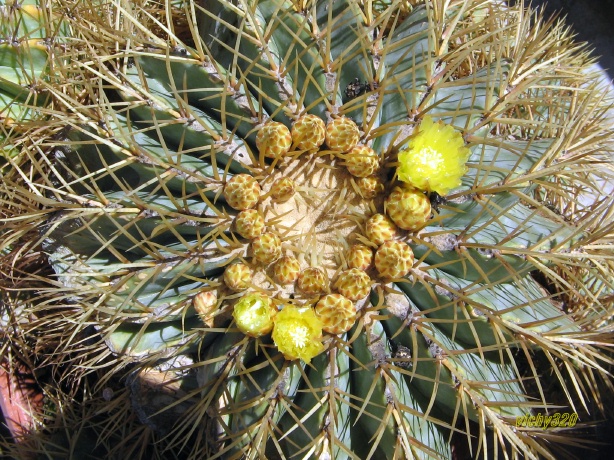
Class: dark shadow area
0,411,12,452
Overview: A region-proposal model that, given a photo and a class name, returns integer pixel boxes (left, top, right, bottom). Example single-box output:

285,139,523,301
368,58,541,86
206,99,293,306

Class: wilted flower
397,116,470,195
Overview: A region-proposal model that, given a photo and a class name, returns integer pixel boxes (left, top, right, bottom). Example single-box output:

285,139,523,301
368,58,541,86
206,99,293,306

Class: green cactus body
2,0,614,458
0,1,67,120
1,0,69,172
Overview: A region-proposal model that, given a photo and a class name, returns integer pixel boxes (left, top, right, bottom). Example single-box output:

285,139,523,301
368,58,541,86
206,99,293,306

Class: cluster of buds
258,114,383,193
364,115,469,279
223,250,373,362
325,116,383,193
210,114,470,363
364,213,415,279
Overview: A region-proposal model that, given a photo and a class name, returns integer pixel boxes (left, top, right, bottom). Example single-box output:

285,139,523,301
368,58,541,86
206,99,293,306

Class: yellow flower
397,116,470,195
232,293,276,337
272,305,325,363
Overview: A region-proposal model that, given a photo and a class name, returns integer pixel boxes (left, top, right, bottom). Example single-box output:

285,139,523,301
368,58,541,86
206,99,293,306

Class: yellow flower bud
193,291,218,327
272,305,325,363
315,294,357,335
270,177,296,202
347,244,374,270
224,263,252,291
256,122,292,158
291,114,326,151
232,293,276,337
385,186,431,231
397,116,470,195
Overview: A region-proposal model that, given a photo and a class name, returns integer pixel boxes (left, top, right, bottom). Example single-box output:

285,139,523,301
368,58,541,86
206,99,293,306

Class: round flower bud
347,244,374,270
356,176,384,199
325,117,360,152
256,121,292,158
365,213,396,246
385,186,432,231
223,174,261,210
252,232,282,265
334,268,371,301
297,267,328,296
315,294,357,335
291,114,326,151
233,293,276,337
193,291,218,326
273,255,301,285
375,240,414,279
272,305,324,362
397,116,470,195
223,263,252,291
345,145,379,177
234,209,265,239
270,177,296,202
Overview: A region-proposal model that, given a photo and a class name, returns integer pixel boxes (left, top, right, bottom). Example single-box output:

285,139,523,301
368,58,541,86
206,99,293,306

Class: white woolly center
259,154,375,278
290,325,309,348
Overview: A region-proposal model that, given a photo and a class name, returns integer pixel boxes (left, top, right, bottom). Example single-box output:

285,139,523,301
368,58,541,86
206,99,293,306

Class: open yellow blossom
397,116,470,195
272,305,325,363
232,293,276,337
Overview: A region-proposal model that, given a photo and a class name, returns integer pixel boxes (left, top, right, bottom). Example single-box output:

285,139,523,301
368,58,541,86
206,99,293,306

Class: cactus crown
1,0,614,458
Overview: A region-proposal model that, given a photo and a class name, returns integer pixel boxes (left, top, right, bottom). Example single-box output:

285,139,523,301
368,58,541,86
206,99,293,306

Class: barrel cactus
2,0,614,458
